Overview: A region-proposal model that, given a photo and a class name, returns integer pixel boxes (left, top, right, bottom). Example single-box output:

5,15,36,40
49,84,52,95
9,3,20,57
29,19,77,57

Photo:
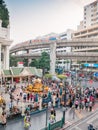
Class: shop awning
11,67,23,77
2,69,12,77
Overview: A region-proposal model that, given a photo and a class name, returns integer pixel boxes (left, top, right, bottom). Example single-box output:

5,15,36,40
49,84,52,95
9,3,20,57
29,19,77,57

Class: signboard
49,37,57,41
84,63,98,68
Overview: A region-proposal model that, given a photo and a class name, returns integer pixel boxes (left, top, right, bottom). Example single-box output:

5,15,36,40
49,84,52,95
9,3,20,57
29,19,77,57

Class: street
65,108,98,130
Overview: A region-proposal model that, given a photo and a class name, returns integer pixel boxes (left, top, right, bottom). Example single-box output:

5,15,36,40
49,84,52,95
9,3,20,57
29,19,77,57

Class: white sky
5,0,95,46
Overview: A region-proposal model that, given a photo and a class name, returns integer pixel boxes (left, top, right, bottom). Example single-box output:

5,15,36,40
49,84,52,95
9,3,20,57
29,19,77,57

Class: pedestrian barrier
0,108,47,128
41,118,64,130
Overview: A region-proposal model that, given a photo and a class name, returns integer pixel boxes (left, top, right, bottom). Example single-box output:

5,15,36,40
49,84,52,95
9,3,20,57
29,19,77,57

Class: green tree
23,58,28,67
30,52,50,74
10,55,18,67
39,52,50,70
29,59,39,68
10,55,23,67
0,0,9,28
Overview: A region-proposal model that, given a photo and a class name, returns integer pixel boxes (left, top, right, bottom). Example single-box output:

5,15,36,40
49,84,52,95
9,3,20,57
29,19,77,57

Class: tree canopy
0,0,9,28
30,51,50,74
10,52,50,73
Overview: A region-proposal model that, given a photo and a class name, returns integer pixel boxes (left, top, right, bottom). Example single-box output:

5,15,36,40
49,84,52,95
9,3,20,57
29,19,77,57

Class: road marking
68,110,98,130
75,110,83,119
87,114,98,124
75,126,82,130
64,121,72,128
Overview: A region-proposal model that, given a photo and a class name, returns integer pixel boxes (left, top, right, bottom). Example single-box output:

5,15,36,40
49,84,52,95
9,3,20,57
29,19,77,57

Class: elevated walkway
12,52,98,61
10,39,98,53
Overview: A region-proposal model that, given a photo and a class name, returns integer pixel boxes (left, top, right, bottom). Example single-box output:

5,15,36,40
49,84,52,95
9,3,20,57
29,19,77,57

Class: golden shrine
25,78,48,93
0,96,5,105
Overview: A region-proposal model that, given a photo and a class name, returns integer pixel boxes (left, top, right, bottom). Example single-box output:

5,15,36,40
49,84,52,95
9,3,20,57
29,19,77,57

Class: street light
45,108,48,128
62,80,67,124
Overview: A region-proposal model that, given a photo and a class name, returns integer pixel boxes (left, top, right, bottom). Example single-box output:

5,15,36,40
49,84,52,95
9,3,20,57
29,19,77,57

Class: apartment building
73,0,98,52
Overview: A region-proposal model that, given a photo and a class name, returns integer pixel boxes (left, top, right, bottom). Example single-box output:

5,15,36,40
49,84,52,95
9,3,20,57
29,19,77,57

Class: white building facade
0,20,12,74
55,29,74,71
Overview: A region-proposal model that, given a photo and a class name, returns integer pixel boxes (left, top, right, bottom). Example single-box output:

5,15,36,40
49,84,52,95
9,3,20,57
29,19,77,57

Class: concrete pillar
4,46,10,69
26,49,31,67
11,77,13,84
0,77,2,87
50,42,56,75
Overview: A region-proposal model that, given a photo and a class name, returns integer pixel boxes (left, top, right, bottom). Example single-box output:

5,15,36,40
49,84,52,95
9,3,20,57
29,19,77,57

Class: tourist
89,101,93,112
49,113,55,124
23,92,27,102
24,111,31,130
75,99,79,109
27,93,30,102
50,106,56,122
1,112,7,127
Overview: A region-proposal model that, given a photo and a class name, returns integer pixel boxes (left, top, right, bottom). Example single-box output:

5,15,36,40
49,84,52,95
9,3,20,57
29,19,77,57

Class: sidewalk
60,102,98,130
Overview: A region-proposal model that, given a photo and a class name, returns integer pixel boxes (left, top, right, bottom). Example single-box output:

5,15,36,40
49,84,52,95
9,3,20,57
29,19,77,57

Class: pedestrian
69,99,73,108
49,114,55,124
24,111,31,130
89,101,93,112
85,101,89,111
71,105,75,119
75,99,79,109
81,99,85,110
2,102,6,113
29,93,33,102
1,112,7,127
50,107,56,122
23,92,27,102
88,124,95,130
27,93,30,102
9,101,13,113
16,98,19,105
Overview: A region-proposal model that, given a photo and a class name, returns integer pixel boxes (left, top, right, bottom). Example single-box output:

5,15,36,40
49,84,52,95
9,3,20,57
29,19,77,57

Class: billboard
84,63,98,68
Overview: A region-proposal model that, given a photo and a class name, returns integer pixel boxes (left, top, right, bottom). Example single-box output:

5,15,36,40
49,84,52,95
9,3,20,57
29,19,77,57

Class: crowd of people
0,76,98,129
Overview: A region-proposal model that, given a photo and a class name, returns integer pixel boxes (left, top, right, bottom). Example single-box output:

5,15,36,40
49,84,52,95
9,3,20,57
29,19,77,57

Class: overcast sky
5,0,95,45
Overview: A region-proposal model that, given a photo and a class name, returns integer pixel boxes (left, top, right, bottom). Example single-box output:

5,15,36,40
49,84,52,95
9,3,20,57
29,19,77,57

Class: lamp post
46,108,48,128
62,80,66,124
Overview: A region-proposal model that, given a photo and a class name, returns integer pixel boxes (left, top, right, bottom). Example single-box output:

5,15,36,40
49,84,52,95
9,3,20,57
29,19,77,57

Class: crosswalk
75,110,83,119
74,104,98,119
64,121,72,128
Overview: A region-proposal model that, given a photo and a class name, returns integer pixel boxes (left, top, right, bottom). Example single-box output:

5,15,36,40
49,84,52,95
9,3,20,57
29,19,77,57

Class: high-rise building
72,1,98,65
84,0,98,29
73,0,98,39
73,0,98,41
